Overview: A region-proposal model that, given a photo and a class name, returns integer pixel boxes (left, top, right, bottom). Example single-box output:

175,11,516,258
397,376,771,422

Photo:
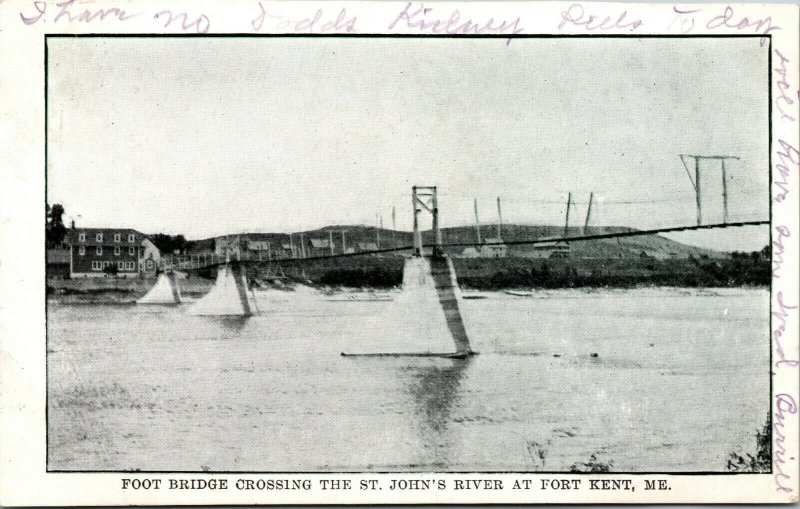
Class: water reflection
201,316,251,338
406,358,472,467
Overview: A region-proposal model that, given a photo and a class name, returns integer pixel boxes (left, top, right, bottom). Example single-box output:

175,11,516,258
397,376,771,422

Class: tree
46,203,67,246
150,233,189,254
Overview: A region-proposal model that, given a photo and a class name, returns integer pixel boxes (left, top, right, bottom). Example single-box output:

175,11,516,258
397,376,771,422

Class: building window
114,246,120,255
91,261,101,270
128,234,135,243
96,233,103,242
78,246,85,256
114,233,121,242
78,233,85,242
129,246,135,256
96,246,102,255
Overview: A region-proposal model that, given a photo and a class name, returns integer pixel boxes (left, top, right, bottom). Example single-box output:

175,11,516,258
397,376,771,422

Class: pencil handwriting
19,0,141,25
705,6,779,46
774,49,798,123
668,6,701,34
772,225,790,280
153,9,209,33
558,4,643,31
775,139,798,203
388,2,524,41
669,4,780,44
773,291,798,369
251,2,356,33
774,393,797,493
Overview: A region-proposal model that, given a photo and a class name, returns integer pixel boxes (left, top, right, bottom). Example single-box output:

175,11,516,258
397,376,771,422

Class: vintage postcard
0,0,798,505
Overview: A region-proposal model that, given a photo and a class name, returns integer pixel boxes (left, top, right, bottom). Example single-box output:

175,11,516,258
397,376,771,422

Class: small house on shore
523,241,571,259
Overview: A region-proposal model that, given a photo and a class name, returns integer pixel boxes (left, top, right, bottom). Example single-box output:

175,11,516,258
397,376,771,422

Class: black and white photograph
42,33,777,476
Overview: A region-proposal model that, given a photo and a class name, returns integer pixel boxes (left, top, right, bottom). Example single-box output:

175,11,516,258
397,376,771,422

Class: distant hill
185,224,724,259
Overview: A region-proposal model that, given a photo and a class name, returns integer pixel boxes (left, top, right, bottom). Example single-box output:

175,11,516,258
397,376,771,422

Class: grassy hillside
188,224,723,259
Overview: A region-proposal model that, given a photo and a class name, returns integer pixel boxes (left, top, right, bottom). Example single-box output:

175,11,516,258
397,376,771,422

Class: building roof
247,240,270,250
66,228,144,245
309,238,330,249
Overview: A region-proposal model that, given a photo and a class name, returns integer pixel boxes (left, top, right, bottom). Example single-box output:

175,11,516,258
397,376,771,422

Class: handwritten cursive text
388,2,524,41
558,4,642,31
775,139,799,203
774,393,797,493
774,49,798,123
252,2,356,33
20,0,141,25
773,291,798,368
706,6,780,46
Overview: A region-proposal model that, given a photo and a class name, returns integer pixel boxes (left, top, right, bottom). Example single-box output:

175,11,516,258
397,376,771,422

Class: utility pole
392,206,396,246
721,159,729,223
680,154,739,225
583,192,593,235
695,158,702,225
289,233,295,259
329,229,347,255
564,192,572,238
376,214,381,250
473,198,482,245
496,197,503,239
328,230,334,256
299,232,306,259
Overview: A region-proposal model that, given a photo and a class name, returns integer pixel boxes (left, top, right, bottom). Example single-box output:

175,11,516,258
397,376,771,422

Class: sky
47,37,770,251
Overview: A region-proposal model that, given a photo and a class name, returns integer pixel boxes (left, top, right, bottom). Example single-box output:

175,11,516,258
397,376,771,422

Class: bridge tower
412,186,443,257
345,186,473,358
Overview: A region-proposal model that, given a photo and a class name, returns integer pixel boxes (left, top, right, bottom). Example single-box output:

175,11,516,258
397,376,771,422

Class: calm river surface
47,287,769,472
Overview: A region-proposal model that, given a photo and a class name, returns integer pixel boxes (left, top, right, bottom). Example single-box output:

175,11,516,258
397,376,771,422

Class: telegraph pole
721,159,729,223
496,197,503,239
392,206,396,246
473,198,482,245
584,192,593,235
376,214,381,250
328,230,334,256
329,229,347,254
680,154,739,225
695,158,702,225
564,192,572,238
299,232,306,259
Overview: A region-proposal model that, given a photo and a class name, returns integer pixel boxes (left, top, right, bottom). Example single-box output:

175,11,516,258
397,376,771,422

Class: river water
47,287,769,472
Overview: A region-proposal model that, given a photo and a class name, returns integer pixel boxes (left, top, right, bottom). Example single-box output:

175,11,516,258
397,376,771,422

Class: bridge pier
187,262,257,316
136,271,182,305
342,185,474,358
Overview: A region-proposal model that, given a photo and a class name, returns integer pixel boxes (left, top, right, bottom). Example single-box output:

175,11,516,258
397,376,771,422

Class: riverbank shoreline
47,276,769,305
